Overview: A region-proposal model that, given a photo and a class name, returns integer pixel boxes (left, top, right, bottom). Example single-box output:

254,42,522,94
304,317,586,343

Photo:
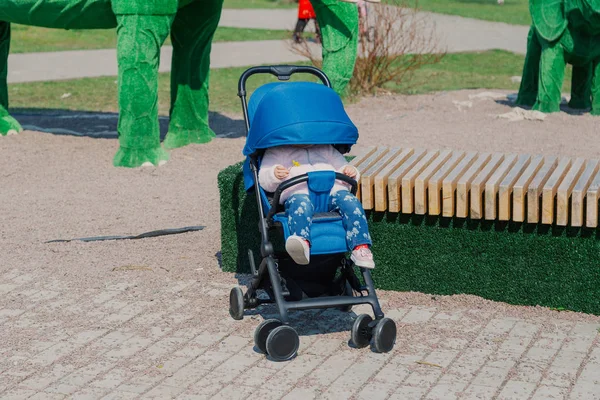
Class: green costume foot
163,127,216,149
533,101,561,113
112,146,170,168
0,115,23,136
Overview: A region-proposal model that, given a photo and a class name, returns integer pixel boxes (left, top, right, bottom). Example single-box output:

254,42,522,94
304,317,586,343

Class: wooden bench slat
414,149,453,215
571,159,599,227
498,154,531,221
527,157,559,224
485,154,519,220
353,145,600,227
513,155,545,222
354,147,389,200
359,148,400,210
350,146,377,169
429,151,466,216
585,168,600,228
470,153,504,220
402,150,440,214
388,149,427,213
442,151,478,218
541,157,573,225
556,158,586,226
374,148,415,212
456,153,492,218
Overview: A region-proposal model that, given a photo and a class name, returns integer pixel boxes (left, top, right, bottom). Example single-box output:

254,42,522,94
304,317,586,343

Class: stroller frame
229,65,396,361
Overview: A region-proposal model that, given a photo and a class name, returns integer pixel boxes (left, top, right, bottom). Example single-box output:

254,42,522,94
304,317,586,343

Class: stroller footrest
285,294,373,311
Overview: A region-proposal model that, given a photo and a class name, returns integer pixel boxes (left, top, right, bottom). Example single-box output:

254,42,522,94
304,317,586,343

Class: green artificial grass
9,25,292,53
10,51,574,115
223,0,297,9
401,0,531,26
219,162,600,315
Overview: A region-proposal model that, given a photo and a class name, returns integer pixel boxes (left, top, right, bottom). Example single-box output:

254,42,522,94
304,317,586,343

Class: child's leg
284,194,315,265
329,190,372,248
330,190,375,268
285,194,315,240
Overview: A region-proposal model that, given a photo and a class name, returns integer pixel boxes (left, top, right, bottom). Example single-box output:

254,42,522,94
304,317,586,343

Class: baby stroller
228,65,397,361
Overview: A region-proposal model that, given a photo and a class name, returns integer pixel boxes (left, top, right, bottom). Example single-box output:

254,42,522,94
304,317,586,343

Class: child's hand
343,165,358,178
274,165,290,180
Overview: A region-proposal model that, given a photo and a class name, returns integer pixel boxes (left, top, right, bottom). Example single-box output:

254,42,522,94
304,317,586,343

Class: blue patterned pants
284,190,372,249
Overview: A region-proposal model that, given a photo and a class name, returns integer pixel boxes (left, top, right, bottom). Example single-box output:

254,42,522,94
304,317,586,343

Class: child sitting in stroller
258,144,375,268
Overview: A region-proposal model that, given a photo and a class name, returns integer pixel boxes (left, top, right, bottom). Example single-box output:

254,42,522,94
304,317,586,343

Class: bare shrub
290,0,445,96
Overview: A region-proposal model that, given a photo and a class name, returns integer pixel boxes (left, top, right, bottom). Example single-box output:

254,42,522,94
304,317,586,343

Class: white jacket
258,145,360,204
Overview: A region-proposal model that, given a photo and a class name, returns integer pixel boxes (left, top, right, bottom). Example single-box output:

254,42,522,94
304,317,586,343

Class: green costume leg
0,21,22,136
112,14,174,168
569,63,593,110
591,60,600,116
516,26,541,107
311,0,358,97
163,0,224,149
533,43,566,113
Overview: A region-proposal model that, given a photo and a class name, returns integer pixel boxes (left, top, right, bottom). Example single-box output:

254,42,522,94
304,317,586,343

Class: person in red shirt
293,0,321,44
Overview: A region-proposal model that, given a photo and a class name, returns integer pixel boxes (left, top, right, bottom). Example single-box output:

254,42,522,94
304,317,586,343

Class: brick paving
1,266,599,399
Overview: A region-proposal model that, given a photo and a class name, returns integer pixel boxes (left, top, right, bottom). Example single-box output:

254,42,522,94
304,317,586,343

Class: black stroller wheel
229,287,245,320
254,319,283,354
266,325,300,361
351,314,373,348
373,317,397,353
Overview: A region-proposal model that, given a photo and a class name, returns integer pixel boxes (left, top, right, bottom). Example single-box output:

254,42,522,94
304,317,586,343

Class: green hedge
219,162,600,315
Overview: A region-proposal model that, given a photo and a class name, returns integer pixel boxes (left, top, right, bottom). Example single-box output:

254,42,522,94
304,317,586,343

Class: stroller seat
269,170,349,256
228,65,397,362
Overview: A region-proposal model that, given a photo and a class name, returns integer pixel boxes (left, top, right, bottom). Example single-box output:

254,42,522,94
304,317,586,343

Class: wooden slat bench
352,146,600,228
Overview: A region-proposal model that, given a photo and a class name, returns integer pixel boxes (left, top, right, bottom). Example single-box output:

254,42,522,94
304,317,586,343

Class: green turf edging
219,162,600,315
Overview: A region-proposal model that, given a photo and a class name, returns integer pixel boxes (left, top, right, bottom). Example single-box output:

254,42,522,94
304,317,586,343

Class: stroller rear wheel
351,314,373,348
373,317,397,353
254,319,283,354
266,325,300,361
229,287,245,320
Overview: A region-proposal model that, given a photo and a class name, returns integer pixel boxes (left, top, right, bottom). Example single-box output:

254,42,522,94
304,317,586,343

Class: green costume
312,0,358,97
0,0,358,167
516,0,600,115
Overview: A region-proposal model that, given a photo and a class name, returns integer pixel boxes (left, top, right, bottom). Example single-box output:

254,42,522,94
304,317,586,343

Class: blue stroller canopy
243,82,358,156
243,82,359,191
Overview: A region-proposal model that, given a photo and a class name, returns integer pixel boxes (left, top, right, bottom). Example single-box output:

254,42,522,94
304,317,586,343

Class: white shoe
286,235,310,265
351,246,375,269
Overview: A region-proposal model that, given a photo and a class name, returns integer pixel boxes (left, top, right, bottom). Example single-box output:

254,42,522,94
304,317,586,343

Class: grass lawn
10,25,292,54
405,0,531,26
223,0,297,8
8,50,570,116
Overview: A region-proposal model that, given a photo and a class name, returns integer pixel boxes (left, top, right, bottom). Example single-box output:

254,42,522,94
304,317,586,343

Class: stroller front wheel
229,287,245,320
351,314,373,348
254,319,283,354
266,325,300,361
373,317,397,353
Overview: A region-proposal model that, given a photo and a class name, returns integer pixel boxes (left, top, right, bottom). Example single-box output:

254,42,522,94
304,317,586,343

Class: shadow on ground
10,108,246,140
232,272,358,339
495,97,591,116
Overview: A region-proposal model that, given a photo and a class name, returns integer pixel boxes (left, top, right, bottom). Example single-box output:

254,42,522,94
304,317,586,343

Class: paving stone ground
1,267,599,399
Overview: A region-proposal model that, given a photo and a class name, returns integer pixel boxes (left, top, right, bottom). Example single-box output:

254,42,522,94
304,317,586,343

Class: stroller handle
238,65,332,96
267,172,358,221
237,65,332,135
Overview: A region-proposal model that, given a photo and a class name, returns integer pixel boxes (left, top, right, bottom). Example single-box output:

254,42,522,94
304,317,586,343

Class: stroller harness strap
307,171,336,213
